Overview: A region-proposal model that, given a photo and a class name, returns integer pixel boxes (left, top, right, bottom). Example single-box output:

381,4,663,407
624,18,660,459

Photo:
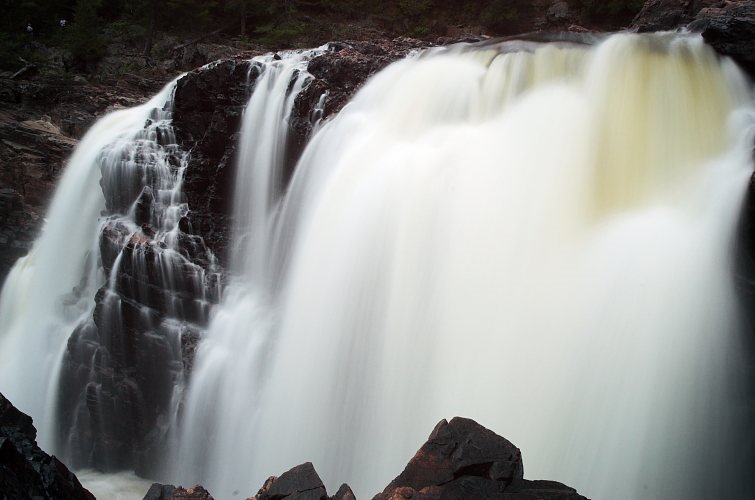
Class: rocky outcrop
0,188,39,282
172,58,250,264
692,1,755,75
146,418,587,500
633,0,755,76
631,0,708,31
0,113,78,283
0,392,94,500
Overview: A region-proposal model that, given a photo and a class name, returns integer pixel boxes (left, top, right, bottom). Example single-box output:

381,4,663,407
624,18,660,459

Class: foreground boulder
253,462,328,500
144,483,214,500
374,417,585,500
147,417,587,500
0,392,94,500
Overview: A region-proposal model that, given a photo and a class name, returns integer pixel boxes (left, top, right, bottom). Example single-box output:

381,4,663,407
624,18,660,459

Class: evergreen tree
67,0,105,70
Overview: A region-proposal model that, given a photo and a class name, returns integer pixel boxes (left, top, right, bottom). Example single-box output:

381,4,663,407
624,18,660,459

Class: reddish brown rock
332,483,356,500
144,483,214,500
374,417,524,500
142,417,587,500
254,462,328,500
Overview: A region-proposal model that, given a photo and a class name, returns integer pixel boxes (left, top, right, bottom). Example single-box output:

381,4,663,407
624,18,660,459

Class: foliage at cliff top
0,0,646,72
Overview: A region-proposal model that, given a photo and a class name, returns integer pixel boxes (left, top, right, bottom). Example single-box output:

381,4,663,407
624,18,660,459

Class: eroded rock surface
0,392,94,500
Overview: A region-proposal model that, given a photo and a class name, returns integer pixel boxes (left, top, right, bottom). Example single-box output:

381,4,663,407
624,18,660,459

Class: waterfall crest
177,33,755,500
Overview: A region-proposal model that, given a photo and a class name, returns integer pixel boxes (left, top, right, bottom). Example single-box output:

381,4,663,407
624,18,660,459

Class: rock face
145,417,587,500
172,58,250,264
0,114,78,282
692,1,755,75
632,0,707,31
0,75,158,286
0,392,94,500
633,0,755,76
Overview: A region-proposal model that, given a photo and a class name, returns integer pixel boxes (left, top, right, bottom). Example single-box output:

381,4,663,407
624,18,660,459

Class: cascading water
0,30,753,500
0,81,179,449
171,50,319,492
0,78,220,474
53,82,222,471
175,33,755,500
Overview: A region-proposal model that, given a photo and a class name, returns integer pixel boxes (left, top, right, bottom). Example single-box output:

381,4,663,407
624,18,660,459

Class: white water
171,50,319,492
76,470,155,500
176,33,755,500
0,81,180,451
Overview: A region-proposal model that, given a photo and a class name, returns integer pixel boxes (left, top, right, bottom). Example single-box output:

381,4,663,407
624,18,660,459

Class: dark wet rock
148,418,587,500
375,417,523,499
0,114,79,284
632,0,704,31
144,483,178,500
172,58,250,265
0,187,39,285
374,417,587,500
143,483,214,500
505,479,585,499
172,38,426,267
289,38,426,206
692,1,755,75
332,483,356,500
135,186,155,226
632,0,755,76
0,392,94,500
257,462,328,500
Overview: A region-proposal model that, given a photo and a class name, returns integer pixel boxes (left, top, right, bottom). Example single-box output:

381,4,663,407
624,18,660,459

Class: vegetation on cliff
0,0,646,73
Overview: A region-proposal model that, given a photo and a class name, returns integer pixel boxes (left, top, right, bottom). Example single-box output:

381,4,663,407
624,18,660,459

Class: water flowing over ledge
175,33,755,499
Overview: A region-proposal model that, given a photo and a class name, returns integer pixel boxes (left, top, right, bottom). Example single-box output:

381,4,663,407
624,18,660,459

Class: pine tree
67,0,105,70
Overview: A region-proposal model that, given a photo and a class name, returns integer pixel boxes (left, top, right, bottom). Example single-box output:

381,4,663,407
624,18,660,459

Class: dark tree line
0,0,646,70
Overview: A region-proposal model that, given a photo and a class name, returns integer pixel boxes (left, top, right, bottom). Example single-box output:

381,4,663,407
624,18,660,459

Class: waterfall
176,33,755,500
0,81,181,450
0,30,753,500
171,49,319,492
0,78,221,473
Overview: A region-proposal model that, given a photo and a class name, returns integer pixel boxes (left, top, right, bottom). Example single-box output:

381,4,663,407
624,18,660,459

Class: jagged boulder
373,417,587,500
254,462,329,500
0,392,94,500
378,417,524,496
